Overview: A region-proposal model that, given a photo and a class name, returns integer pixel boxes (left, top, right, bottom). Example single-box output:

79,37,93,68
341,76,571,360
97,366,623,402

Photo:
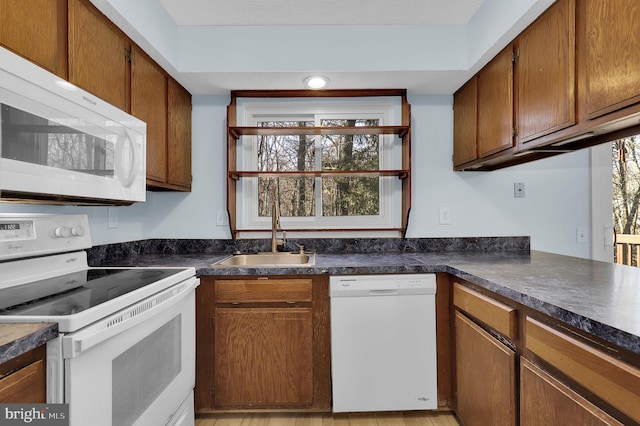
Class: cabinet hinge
125,48,132,63
211,386,215,398
513,127,519,138
211,315,215,328
512,48,519,64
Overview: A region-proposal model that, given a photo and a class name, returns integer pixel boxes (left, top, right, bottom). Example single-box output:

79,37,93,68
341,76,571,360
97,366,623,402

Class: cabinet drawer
526,317,640,424
0,359,45,403
453,282,517,340
215,279,313,303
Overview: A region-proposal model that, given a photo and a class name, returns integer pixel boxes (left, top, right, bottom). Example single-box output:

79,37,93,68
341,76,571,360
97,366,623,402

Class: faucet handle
296,243,305,255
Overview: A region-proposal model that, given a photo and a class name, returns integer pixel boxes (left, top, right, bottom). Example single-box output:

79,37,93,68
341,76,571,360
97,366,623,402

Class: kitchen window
231,95,407,237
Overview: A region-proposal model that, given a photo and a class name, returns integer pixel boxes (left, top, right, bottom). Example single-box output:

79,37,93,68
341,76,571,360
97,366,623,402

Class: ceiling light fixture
304,75,329,90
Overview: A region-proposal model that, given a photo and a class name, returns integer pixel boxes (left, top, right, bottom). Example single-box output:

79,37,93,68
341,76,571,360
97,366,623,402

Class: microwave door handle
114,129,138,188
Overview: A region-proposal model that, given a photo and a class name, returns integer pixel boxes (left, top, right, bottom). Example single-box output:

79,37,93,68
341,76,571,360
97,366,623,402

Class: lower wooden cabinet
0,345,46,403
455,311,516,426
195,275,330,412
520,359,622,426
214,307,313,407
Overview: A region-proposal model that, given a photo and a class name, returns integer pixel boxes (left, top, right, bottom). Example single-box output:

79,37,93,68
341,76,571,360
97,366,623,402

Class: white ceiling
92,0,553,95
158,0,485,26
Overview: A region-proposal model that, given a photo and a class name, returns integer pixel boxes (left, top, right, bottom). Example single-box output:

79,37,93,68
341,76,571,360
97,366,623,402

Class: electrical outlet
216,209,228,226
514,182,525,198
439,207,451,225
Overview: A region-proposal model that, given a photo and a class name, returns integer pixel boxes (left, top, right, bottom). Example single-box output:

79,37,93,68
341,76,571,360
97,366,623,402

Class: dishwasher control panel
330,274,436,297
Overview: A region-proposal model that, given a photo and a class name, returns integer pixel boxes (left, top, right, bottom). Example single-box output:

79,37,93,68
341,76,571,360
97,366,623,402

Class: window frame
226,90,412,239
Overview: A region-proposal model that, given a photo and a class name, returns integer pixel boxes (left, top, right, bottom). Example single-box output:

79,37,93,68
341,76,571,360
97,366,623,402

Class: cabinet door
214,307,313,408
585,0,640,118
0,0,67,77
477,46,514,158
453,77,478,166
167,79,192,189
131,47,168,185
517,0,575,143
68,0,129,111
455,311,516,426
521,359,623,426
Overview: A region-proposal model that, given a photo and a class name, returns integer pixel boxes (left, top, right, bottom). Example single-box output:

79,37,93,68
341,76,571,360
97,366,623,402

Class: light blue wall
0,94,592,258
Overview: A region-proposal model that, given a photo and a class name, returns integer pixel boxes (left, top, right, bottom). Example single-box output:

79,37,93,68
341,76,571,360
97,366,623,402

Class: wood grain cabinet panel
453,77,478,166
0,359,45,403
68,0,129,111
520,359,623,426
167,79,193,190
526,317,640,424
584,0,640,118
0,0,67,78
214,307,313,407
131,46,168,185
195,276,330,412
455,311,516,426
214,279,312,303
516,0,575,143
453,282,517,340
477,46,515,158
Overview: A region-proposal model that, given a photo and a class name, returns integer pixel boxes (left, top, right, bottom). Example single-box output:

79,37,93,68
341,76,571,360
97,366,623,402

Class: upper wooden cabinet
453,77,478,165
584,0,640,119
68,0,130,112
477,46,515,158
516,0,575,143
454,0,576,169
132,52,192,191
132,47,168,185
0,0,67,78
166,79,193,190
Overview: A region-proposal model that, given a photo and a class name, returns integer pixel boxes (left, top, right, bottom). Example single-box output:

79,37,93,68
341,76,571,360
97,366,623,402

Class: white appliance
330,274,437,413
0,47,146,205
0,214,197,426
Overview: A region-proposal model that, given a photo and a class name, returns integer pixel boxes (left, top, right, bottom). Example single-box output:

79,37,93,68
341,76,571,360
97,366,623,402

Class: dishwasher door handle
369,289,398,295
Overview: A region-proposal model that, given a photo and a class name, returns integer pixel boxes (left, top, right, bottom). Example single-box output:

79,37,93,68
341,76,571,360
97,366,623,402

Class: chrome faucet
271,201,286,252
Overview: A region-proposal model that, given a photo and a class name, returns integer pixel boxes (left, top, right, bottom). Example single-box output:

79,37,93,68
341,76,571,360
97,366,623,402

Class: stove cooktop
0,268,188,317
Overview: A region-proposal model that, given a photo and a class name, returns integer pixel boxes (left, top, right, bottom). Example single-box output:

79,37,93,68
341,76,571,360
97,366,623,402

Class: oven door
60,277,197,426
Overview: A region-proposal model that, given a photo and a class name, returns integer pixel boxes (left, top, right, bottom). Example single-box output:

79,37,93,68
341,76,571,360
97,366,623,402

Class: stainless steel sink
211,252,315,267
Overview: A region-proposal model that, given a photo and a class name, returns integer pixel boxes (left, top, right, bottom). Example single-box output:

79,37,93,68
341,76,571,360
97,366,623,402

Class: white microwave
0,47,146,205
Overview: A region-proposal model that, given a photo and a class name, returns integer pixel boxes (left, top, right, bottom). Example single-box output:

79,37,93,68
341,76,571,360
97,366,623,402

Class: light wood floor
195,411,460,425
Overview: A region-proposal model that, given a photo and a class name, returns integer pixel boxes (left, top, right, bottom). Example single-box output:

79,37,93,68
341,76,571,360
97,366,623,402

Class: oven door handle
63,277,199,358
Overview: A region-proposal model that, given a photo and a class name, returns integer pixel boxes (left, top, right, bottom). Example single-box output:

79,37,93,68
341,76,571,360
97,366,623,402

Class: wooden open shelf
226,89,412,239
228,125,409,139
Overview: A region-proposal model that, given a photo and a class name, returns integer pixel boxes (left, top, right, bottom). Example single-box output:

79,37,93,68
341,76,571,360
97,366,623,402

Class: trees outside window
613,136,640,235
236,99,402,233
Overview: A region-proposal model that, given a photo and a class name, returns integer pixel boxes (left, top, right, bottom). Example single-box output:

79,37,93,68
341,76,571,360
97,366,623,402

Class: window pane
257,121,315,172
259,176,316,217
322,177,380,216
320,119,379,171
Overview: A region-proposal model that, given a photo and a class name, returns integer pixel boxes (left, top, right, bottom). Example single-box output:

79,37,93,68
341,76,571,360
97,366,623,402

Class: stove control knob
71,226,85,237
54,226,71,238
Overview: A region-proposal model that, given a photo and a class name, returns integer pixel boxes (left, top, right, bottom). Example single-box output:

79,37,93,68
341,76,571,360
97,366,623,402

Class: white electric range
0,213,198,426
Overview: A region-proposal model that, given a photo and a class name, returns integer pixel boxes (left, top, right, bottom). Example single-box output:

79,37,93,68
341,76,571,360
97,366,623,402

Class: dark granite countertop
101,249,640,356
0,323,58,364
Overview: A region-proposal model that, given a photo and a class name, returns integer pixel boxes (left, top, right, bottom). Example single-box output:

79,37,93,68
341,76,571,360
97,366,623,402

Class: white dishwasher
330,274,437,413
